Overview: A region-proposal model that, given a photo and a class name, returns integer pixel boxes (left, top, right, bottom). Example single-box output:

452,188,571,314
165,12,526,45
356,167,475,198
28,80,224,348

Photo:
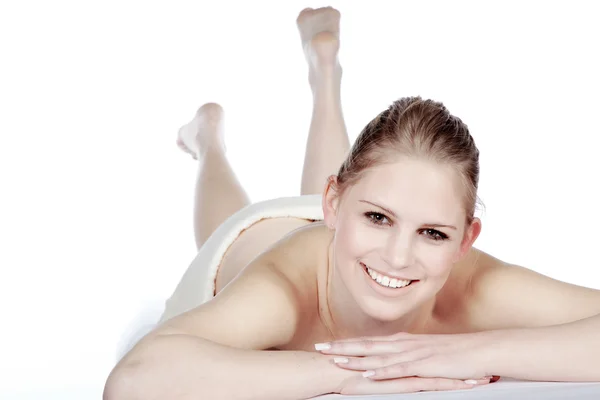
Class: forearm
481,313,600,382
105,333,358,400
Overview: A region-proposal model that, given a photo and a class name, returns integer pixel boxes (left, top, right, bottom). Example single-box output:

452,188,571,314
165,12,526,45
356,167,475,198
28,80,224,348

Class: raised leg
177,103,250,249
297,7,351,195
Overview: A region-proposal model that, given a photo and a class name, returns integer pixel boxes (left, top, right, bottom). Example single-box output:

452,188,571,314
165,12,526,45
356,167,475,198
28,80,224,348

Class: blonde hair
336,96,481,224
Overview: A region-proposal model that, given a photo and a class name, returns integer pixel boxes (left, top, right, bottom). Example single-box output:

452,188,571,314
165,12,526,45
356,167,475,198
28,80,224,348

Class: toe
297,7,313,22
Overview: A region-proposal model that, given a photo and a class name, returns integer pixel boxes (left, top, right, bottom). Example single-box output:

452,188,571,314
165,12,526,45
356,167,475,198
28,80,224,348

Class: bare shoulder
153,222,328,350
465,248,600,331
267,221,331,277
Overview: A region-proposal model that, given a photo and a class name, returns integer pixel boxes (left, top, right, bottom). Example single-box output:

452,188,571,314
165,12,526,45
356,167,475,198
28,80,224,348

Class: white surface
2,387,103,400
316,379,600,399
7,380,600,400
1,0,599,398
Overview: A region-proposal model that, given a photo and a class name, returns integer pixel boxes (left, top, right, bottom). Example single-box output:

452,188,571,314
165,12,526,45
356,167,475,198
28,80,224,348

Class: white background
1,0,599,398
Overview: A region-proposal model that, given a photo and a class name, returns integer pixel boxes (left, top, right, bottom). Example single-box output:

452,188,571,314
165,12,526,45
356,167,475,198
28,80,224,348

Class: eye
365,212,390,226
420,228,449,241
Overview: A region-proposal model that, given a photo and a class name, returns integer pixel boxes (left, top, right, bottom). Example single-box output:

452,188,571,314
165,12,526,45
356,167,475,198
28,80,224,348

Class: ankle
198,142,227,159
310,66,342,95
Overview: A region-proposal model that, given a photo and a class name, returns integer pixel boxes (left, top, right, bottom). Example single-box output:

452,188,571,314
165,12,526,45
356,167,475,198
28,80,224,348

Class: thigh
216,217,314,292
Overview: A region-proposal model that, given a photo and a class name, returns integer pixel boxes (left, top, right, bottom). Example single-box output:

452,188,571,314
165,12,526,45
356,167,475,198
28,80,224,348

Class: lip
360,262,419,298
359,262,417,281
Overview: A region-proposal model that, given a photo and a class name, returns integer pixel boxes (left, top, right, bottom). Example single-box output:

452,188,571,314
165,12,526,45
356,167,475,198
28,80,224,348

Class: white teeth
365,266,412,289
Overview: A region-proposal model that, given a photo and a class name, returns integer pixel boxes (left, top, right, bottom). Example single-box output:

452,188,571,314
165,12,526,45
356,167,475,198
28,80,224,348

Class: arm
480,313,600,382
318,256,600,384
104,258,357,400
469,258,600,381
106,334,353,400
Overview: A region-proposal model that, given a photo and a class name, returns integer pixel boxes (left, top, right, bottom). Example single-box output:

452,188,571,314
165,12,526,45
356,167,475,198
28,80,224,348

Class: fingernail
362,370,375,378
333,357,348,364
464,380,478,385
314,343,331,351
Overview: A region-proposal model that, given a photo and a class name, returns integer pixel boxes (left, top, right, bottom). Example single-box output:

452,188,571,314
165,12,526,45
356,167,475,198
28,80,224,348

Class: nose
382,230,415,270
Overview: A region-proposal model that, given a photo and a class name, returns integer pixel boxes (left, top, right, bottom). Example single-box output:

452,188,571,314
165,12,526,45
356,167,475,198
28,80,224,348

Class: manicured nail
333,357,348,364
464,380,478,385
362,370,375,378
314,343,331,351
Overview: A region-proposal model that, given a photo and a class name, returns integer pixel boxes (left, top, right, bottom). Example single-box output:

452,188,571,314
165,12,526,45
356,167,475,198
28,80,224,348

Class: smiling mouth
360,262,418,289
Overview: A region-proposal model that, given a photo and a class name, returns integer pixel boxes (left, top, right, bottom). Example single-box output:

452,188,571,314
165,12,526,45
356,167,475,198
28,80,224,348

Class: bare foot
296,7,342,87
176,103,226,160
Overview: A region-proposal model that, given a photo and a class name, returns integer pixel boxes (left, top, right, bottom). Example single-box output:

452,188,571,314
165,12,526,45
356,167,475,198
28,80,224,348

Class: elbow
102,334,187,400
104,332,165,400
103,362,141,400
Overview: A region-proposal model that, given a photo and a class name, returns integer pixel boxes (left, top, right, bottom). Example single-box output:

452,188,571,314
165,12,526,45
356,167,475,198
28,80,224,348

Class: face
323,157,480,322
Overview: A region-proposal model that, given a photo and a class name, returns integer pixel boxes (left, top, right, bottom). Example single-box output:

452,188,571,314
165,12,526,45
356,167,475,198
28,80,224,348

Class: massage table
314,378,600,399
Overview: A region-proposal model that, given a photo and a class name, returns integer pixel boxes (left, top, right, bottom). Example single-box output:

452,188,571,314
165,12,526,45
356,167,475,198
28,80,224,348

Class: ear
454,217,481,262
322,175,342,230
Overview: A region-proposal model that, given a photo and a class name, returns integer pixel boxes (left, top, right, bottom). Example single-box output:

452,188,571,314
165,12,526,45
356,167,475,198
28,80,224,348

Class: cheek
335,214,369,254
333,216,380,277
418,243,459,277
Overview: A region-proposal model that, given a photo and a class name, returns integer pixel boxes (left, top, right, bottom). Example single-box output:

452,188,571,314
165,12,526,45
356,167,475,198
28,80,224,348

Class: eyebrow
359,200,457,230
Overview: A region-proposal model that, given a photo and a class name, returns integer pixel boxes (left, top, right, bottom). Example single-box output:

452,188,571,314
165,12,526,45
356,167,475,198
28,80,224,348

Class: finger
464,378,492,385
330,332,415,344
367,359,493,383
341,376,485,396
334,349,430,371
364,360,422,380
416,377,489,391
317,339,418,356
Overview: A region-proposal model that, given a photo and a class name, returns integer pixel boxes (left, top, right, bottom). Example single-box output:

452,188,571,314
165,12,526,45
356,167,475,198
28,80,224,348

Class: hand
337,375,493,395
316,331,494,382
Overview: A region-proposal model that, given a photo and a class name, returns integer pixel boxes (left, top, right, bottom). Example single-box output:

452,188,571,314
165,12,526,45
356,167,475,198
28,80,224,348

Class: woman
104,6,600,399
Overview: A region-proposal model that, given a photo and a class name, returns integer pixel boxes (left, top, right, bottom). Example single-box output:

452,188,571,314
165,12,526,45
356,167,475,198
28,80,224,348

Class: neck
322,240,436,340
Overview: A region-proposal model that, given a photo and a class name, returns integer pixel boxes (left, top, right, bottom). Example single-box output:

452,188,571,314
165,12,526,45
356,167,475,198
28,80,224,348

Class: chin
351,273,436,325
362,301,411,323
